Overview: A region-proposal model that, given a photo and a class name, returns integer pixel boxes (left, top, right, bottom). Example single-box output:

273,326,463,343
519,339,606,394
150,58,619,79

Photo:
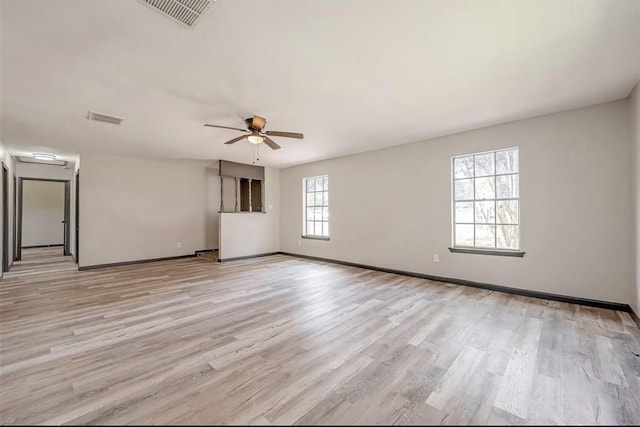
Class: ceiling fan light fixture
204,114,302,150
248,134,264,144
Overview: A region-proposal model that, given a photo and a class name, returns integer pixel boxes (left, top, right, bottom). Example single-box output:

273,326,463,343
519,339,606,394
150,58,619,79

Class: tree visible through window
453,148,520,250
303,175,329,237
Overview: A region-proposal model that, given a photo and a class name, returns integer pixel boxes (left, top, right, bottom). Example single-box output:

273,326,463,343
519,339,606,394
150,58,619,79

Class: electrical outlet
298,239,302,246
177,242,182,249
433,254,439,263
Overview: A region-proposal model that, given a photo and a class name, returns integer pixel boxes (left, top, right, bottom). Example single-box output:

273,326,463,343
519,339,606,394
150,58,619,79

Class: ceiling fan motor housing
245,116,266,131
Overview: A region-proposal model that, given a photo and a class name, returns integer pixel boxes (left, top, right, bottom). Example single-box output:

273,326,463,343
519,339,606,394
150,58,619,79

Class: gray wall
22,180,65,247
0,141,16,276
218,167,280,259
280,100,634,305
78,152,218,268
15,163,73,181
630,83,640,315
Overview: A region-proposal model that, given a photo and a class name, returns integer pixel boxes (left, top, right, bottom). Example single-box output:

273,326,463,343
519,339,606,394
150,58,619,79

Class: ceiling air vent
138,0,213,28
87,111,123,125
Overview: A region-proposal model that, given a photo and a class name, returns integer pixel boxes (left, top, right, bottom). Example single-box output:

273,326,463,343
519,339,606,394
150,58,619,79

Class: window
452,148,520,252
303,175,329,238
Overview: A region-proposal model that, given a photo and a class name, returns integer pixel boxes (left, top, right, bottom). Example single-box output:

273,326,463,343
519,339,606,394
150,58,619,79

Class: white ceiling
1,0,639,168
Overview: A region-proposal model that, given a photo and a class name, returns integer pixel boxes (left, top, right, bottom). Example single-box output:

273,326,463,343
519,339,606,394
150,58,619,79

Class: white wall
280,100,633,305
206,165,221,250
630,83,640,315
218,167,280,260
21,180,65,247
0,141,17,276
15,163,73,180
78,152,218,268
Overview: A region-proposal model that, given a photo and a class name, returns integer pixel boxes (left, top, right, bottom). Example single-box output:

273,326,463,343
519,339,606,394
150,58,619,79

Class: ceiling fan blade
204,124,248,132
263,136,281,150
265,131,303,139
252,115,266,130
224,134,250,145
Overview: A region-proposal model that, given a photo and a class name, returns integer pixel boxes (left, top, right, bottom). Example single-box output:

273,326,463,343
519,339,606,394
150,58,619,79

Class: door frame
2,165,9,273
16,178,71,261
13,175,17,262
74,170,79,264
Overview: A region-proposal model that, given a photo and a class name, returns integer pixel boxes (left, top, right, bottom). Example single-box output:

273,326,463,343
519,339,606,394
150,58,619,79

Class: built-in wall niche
219,160,265,213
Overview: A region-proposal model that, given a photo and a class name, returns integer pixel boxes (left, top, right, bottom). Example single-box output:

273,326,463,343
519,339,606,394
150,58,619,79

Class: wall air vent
87,111,123,125
138,0,213,28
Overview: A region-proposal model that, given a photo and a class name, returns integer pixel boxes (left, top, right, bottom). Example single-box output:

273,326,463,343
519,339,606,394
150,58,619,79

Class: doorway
2,165,9,273
13,175,17,262
75,171,79,264
16,178,70,261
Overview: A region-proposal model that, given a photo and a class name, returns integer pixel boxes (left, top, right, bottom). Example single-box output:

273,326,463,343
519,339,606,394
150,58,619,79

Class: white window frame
302,175,330,240
451,147,524,256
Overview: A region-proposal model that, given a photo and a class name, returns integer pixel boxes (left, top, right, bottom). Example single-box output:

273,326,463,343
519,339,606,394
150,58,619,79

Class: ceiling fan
204,115,303,150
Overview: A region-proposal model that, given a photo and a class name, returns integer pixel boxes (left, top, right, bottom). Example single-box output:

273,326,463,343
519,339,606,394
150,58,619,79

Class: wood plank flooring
1,254,639,425
5,247,76,278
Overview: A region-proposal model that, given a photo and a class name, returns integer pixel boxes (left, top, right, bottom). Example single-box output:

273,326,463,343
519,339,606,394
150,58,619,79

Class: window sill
301,235,330,241
448,247,525,257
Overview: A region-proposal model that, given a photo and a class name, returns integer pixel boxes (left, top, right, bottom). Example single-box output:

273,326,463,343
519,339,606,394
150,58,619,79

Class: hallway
5,246,76,277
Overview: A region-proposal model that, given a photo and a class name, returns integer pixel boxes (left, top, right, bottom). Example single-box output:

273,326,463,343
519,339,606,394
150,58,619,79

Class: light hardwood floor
1,253,639,425
5,247,76,278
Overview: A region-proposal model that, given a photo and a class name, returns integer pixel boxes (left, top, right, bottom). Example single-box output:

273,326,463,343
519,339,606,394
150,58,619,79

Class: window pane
316,177,323,189
455,202,473,223
452,149,519,250
323,191,329,205
314,207,323,221
322,207,329,221
323,222,329,236
474,153,494,177
307,207,314,221
315,192,323,206
475,201,495,224
322,176,328,191
314,222,323,236
497,225,520,249
496,174,519,199
497,200,519,224
455,224,474,246
306,178,315,193
306,192,314,207
455,179,474,200
475,176,495,199
475,225,495,248
454,156,474,179
496,149,519,174
306,221,313,235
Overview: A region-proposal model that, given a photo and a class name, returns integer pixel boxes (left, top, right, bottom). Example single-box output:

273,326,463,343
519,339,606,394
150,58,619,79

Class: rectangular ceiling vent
17,157,68,167
138,0,213,28
87,111,123,125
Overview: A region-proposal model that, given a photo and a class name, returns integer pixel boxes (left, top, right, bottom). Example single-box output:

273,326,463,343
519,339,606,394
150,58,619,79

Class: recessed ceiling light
32,153,56,160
